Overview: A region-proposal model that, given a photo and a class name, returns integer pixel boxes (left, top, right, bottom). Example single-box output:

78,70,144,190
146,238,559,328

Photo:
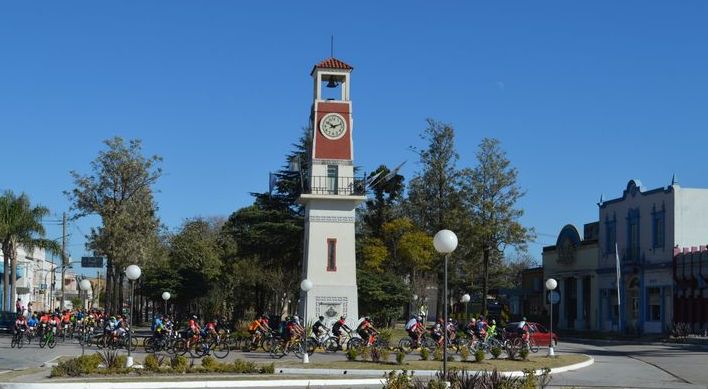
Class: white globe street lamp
461,293,471,321
124,265,142,367
300,278,313,364
79,279,92,310
162,291,171,316
434,229,458,381
545,278,558,357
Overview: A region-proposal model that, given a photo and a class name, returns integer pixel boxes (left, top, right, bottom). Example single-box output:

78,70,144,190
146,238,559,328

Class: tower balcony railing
304,175,366,196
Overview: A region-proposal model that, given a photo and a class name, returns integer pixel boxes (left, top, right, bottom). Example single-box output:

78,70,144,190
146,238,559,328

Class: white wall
674,186,708,248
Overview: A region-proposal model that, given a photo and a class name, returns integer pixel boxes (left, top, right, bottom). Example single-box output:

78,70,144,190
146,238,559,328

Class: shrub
474,349,485,362
371,347,382,363
378,328,393,344
490,346,502,359
433,347,443,361
379,347,391,363
359,346,371,361
115,355,127,370
459,346,470,361
259,363,275,374
171,355,189,373
202,356,218,370
144,354,160,372
420,347,430,361
395,351,405,365
506,343,518,360
233,359,258,373
383,370,412,389
345,347,359,361
50,354,102,377
99,349,120,369
519,347,529,361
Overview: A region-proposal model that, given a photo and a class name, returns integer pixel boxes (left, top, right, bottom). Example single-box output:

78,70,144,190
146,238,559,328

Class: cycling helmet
340,316,346,320
192,315,198,320
416,315,422,321
448,318,453,322
319,316,324,321
492,319,496,324
364,316,370,321
294,315,300,321
522,317,527,321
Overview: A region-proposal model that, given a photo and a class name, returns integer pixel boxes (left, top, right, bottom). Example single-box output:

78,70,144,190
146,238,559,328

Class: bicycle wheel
529,338,539,353
269,342,285,359
17,335,24,349
347,337,365,350
212,341,230,359
324,337,340,353
174,339,190,356
421,337,437,352
11,335,18,348
144,338,155,353
305,337,316,355
40,336,47,349
189,342,207,358
292,340,305,359
262,337,275,352
48,337,56,349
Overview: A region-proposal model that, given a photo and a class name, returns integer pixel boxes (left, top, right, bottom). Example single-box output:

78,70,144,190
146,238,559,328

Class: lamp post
125,265,142,367
161,292,171,316
79,279,92,310
433,229,458,381
300,278,313,364
545,278,558,357
461,293,471,321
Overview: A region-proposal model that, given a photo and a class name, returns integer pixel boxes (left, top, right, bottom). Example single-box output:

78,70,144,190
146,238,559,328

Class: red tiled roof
313,57,353,71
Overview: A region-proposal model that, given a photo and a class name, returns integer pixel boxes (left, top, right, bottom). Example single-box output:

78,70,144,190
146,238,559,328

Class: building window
605,218,617,254
627,209,640,260
647,287,661,321
652,210,665,249
326,238,337,271
326,165,338,195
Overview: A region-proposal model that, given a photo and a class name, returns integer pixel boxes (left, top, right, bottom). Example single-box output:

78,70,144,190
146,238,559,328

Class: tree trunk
105,258,113,314
118,272,125,315
2,248,8,311
482,247,490,316
10,248,17,312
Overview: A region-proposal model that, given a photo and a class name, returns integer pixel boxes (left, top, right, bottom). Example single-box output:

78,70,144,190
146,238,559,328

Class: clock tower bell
299,58,365,327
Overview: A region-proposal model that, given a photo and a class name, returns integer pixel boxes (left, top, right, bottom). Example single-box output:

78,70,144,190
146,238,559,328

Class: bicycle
11,329,25,349
40,327,57,349
269,336,307,359
398,332,437,354
307,330,339,353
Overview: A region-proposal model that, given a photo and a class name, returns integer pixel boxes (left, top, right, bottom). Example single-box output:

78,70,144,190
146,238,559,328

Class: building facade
544,178,708,334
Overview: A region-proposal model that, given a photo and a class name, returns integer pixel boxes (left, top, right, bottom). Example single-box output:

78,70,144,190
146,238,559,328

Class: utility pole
60,212,67,311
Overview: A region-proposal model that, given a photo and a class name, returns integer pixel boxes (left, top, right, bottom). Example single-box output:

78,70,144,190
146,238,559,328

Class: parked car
503,321,558,346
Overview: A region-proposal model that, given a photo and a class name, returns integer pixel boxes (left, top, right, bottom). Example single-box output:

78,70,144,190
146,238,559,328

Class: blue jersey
28,317,38,327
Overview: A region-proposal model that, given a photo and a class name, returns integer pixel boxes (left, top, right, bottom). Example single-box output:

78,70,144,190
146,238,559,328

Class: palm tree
0,191,60,312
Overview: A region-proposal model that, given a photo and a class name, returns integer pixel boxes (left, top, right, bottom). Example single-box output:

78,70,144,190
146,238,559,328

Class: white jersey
405,318,417,331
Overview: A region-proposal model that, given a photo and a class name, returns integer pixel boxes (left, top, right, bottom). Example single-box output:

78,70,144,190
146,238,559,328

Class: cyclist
331,316,351,349
248,315,270,345
27,313,39,336
312,316,329,341
186,315,201,349
104,316,118,337
48,313,60,336
486,319,497,340
204,318,220,341
476,315,488,340
61,310,72,337
446,318,457,343
356,317,378,346
283,316,302,351
152,315,165,339
15,314,28,337
430,319,444,347
517,317,532,346
84,313,96,336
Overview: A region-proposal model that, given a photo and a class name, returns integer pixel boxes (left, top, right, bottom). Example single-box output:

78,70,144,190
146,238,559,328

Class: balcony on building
303,175,367,197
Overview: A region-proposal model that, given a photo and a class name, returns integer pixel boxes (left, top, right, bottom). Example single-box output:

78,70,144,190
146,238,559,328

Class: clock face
319,113,347,140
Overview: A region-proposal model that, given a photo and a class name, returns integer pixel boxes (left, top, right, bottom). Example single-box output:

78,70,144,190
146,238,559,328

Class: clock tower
299,58,365,327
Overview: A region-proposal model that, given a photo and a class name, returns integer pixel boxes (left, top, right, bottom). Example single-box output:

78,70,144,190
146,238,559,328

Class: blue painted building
545,178,708,334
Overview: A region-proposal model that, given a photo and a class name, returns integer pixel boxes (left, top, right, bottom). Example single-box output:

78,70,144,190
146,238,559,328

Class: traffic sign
547,290,560,304
81,256,104,268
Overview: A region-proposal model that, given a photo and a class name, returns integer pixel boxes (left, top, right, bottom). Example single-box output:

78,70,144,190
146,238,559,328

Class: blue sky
2,2,708,273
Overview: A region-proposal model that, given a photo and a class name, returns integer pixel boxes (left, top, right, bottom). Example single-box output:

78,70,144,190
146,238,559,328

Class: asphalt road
1,334,707,389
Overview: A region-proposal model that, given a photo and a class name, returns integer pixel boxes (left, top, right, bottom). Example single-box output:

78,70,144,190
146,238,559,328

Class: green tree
169,218,223,317
460,138,535,314
0,191,60,311
406,119,466,319
357,268,410,327
66,137,161,314
362,165,405,239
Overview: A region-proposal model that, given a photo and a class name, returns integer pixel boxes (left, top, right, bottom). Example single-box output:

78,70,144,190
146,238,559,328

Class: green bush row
51,353,274,377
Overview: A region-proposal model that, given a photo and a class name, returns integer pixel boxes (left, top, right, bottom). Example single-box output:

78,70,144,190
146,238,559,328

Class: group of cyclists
11,308,126,345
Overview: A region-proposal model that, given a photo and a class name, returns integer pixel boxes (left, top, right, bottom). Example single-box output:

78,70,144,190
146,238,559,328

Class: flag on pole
615,243,621,330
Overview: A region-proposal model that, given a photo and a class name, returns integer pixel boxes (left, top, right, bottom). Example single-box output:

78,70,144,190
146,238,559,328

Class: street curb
0,355,594,389
0,378,388,389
